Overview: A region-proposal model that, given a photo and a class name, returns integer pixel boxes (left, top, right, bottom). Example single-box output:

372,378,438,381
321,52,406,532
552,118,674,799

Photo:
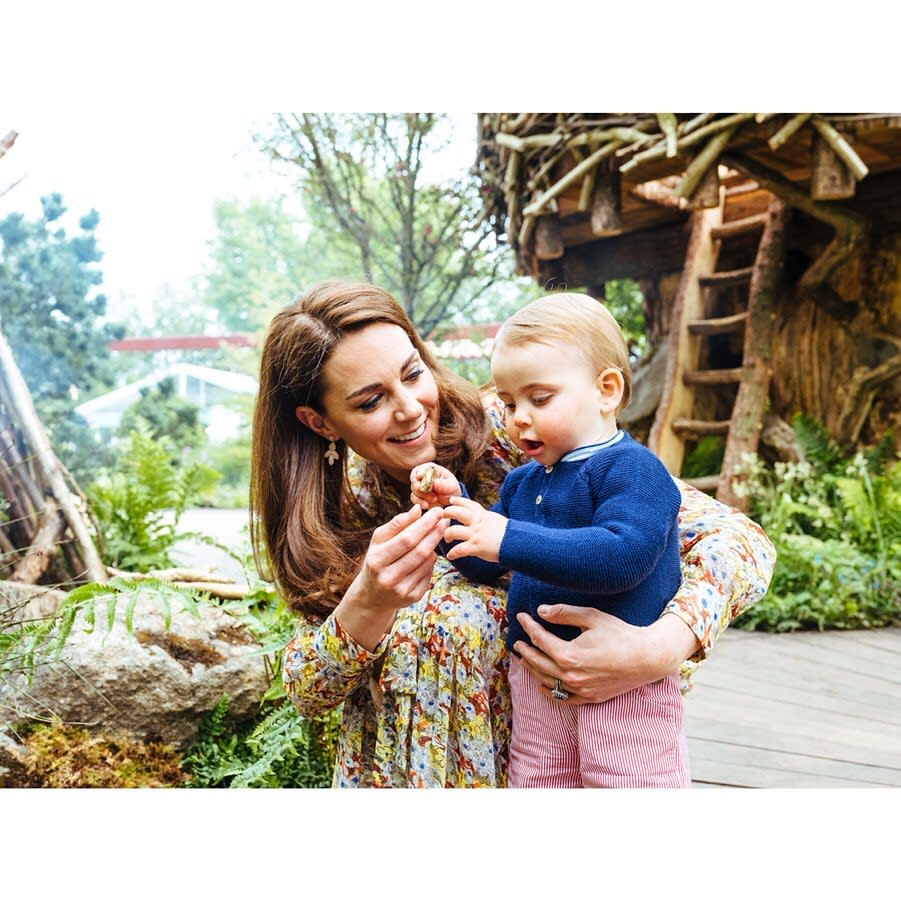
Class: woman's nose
394,389,421,420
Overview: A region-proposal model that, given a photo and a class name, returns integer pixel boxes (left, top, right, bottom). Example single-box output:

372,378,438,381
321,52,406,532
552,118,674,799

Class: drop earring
324,438,339,466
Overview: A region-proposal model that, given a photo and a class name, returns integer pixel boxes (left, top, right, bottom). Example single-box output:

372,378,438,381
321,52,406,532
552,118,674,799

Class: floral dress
282,396,776,788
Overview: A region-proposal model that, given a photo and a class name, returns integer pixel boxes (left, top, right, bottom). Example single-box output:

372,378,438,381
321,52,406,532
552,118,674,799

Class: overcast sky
2,110,477,313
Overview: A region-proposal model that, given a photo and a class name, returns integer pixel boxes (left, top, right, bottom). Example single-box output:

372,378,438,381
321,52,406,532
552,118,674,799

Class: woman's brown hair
250,280,491,618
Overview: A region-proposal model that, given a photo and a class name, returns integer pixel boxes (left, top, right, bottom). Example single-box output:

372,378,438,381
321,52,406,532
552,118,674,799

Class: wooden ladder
649,183,788,509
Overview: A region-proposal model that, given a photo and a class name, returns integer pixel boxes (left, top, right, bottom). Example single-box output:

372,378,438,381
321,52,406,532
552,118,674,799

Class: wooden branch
768,114,812,150
810,117,869,180
630,180,689,211
107,567,249,600
0,175,24,200
688,160,721,209
675,126,737,199
797,234,861,295
522,141,623,217
10,500,64,584
621,113,755,174
720,152,868,235
0,323,107,583
656,114,678,157
0,131,18,161
578,163,597,212
835,342,901,445
811,130,857,200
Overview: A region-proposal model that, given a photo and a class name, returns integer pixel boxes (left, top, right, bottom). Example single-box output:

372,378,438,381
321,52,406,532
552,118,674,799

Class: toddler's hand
410,463,461,509
442,496,507,563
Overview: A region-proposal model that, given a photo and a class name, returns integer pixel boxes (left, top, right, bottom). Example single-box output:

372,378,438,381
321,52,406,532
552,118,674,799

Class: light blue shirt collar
559,429,624,463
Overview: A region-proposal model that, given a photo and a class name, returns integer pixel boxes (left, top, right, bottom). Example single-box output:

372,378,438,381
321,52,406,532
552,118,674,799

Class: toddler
411,293,690,788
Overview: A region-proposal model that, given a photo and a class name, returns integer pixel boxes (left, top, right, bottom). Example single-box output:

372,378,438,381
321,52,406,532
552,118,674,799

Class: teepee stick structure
0,317,107,585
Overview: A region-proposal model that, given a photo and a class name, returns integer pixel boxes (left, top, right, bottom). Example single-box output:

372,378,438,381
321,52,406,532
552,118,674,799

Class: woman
250,280,775,788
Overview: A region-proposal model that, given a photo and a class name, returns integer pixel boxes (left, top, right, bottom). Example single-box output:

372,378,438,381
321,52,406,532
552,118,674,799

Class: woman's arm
512,607,698,704
282,504,447,716
511,481,776,703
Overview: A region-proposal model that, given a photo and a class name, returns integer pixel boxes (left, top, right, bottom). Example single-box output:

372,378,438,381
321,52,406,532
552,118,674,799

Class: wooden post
689,162,721,209
811,130,856,200
717,197,789,510
648,207,722,475
590,171,623,236
534,215,565,260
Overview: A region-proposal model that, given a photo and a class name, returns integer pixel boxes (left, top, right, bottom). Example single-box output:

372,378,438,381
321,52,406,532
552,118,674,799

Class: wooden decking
684,627,901,788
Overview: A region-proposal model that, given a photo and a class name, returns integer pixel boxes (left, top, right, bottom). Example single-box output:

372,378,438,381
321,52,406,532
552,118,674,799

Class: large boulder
0,590,269,749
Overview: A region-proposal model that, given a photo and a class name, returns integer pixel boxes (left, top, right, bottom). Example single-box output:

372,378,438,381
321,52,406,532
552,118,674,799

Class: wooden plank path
684,627,901,788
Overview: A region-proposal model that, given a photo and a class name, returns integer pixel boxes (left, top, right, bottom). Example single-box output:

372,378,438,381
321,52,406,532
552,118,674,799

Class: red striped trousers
507,656,691,788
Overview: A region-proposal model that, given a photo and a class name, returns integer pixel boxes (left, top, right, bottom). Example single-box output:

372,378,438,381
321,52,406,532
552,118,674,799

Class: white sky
2,2,887,328
2,108,477,312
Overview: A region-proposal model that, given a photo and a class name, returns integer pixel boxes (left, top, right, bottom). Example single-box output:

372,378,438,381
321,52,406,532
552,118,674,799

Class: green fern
791,413,845,471
86,427,219,571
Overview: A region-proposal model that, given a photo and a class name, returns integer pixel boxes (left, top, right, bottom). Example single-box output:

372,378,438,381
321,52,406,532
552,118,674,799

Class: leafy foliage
734,425,901,632
87,428,219,570
0,194,124,403
181,695,338,788
116,376,208,456
0,194,126,483
256,113,508,336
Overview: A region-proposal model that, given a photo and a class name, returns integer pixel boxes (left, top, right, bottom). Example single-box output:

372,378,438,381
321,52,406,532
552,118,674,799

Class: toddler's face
491,340,619,466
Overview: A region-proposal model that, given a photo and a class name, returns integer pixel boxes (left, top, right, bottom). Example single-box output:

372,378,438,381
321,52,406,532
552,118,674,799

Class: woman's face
314,323,440,482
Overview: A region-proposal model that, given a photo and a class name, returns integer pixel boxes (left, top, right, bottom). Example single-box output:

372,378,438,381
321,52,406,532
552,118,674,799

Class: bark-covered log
717,197,790,510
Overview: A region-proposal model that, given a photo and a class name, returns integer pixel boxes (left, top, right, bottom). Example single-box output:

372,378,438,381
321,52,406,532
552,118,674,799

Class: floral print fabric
281,396,775,787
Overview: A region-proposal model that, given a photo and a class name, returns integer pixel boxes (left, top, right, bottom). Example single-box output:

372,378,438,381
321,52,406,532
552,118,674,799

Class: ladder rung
683,367,744,386
699,267,755,289
710,213,768,241
683,474,720,492
687,312,749,336
671,418,731,437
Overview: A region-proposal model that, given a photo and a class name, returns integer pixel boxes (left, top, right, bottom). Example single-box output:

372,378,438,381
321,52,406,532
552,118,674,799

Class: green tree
0,194,125,482
117,376,207,455
255,113,507,336
201,195,318,333
0,194,123,403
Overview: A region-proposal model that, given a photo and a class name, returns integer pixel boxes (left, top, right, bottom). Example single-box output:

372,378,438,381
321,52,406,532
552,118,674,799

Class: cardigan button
536,495,542,504
545,465,553,473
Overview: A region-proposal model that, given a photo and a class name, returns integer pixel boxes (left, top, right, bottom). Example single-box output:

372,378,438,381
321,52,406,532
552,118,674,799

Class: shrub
733,420,901,632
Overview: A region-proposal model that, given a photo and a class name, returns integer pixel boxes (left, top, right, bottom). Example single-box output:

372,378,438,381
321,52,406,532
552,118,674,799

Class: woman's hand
410,462,461,509
512,605,701,704
335,504,447,650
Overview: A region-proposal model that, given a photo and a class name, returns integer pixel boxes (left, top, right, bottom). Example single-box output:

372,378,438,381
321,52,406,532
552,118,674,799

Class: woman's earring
324,438,339,466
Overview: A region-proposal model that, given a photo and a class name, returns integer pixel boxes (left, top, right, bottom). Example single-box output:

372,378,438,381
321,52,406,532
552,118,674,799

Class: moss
135,629,226,671
0,723,188,788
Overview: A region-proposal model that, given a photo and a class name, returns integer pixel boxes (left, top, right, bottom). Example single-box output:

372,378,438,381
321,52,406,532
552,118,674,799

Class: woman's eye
404,367,423,383
358,395,382,411
532,395,551,406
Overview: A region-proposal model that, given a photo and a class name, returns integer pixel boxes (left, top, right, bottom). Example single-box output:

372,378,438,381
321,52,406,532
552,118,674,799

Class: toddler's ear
596,367,625,413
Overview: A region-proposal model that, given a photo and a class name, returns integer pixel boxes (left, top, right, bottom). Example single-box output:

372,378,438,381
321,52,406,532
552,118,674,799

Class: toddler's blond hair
493,292,632,411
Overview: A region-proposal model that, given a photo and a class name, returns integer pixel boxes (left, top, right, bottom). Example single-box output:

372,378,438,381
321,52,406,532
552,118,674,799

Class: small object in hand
551,678,568,701
418,463,437,494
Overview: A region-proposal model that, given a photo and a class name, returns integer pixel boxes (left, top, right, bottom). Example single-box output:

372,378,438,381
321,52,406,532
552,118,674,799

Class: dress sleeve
282,609,391,717
666,479,776,660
